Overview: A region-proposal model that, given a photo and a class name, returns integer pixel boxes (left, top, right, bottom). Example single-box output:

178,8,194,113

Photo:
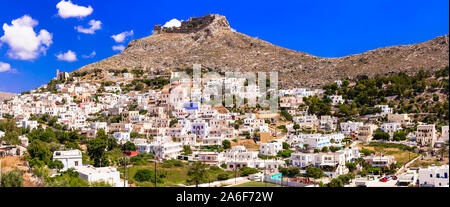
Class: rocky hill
75,14,449,88
0,91,17,102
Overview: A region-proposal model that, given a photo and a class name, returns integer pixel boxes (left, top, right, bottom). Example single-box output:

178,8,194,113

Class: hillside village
0,66,449,187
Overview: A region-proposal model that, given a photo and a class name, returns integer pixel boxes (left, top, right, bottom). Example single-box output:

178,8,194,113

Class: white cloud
111,30,134,43
75,20,101,34
56,0,93,19
82,51,96,58
56,50,77,62
0,15,53,60
163,19,181,28
112,45,125,52
0,62,14,72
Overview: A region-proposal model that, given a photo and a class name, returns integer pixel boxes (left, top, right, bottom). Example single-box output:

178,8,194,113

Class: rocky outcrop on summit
75,14,449,88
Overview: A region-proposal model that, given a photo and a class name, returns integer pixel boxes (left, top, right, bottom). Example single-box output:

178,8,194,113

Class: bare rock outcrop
75,14,449,88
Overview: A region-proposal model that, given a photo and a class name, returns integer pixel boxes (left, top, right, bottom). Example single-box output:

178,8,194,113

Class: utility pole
234,153,237,184
154,159,157,187
123,157,128,187
264,157,266,187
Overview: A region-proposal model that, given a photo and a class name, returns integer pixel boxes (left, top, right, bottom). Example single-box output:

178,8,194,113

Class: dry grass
1,156,41,187
384,151,419,165
231,139,259,151
410,157,449,168
0,156,27,172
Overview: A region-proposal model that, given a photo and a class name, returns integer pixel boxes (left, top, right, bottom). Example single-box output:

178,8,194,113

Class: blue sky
0,0,448,93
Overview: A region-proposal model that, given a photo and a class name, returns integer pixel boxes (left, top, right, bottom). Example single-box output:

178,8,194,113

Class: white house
290,151,350,177
380,122,402,138
418,165,449,187
304,134,331,149
375,105,393,115
328,95,344,105
18,120,38,130
441,126,449,141
340,121,363,136
137,142,183,160
319,116,337,132
293,114,318,130
113,132,131,142
364,155,396,168
53,150,83,171
191,119,208,138
259,140,282,156
197,152,225,165
74,166,124,187
416,124,436,146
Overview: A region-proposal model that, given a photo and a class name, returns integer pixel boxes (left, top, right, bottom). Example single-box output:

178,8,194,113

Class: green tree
239,167,260,176
345,162,357,172
87,138,108,167
27,140,52,164
121,141,136,153
393,130,407,141
0,169,24,187
306,167,324,179
326,178,344,187
280,110,293,121
48,160,64,171
106,137,118,151
170,119,178,127
45,169,89,187
96,129,109,140
222,140,231,149
217,173,229,181
280,167,300,177
187,162,209,187
182,145,193,155
373,130,390,140
282,142,290,150
134,169,154,182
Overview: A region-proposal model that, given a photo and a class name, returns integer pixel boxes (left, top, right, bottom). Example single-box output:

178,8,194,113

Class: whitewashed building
380,122,402,138
418,165,449,187
375,105,393,115
416,124,437,146
259,140,282,156
113,132,131,142
328,95,344,105
53,150,83,171
340,121,363,136
441,126,449,141
74,166,124,187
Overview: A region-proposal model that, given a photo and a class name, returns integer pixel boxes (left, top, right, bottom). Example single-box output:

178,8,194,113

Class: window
445,173,448,178
430,174,433,178
437,173,440,178
75,161,79,166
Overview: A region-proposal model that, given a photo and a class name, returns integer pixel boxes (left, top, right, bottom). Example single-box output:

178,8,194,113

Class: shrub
134,169,153,182
217,173,229,181
1,169,24,187
239,167,259,176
